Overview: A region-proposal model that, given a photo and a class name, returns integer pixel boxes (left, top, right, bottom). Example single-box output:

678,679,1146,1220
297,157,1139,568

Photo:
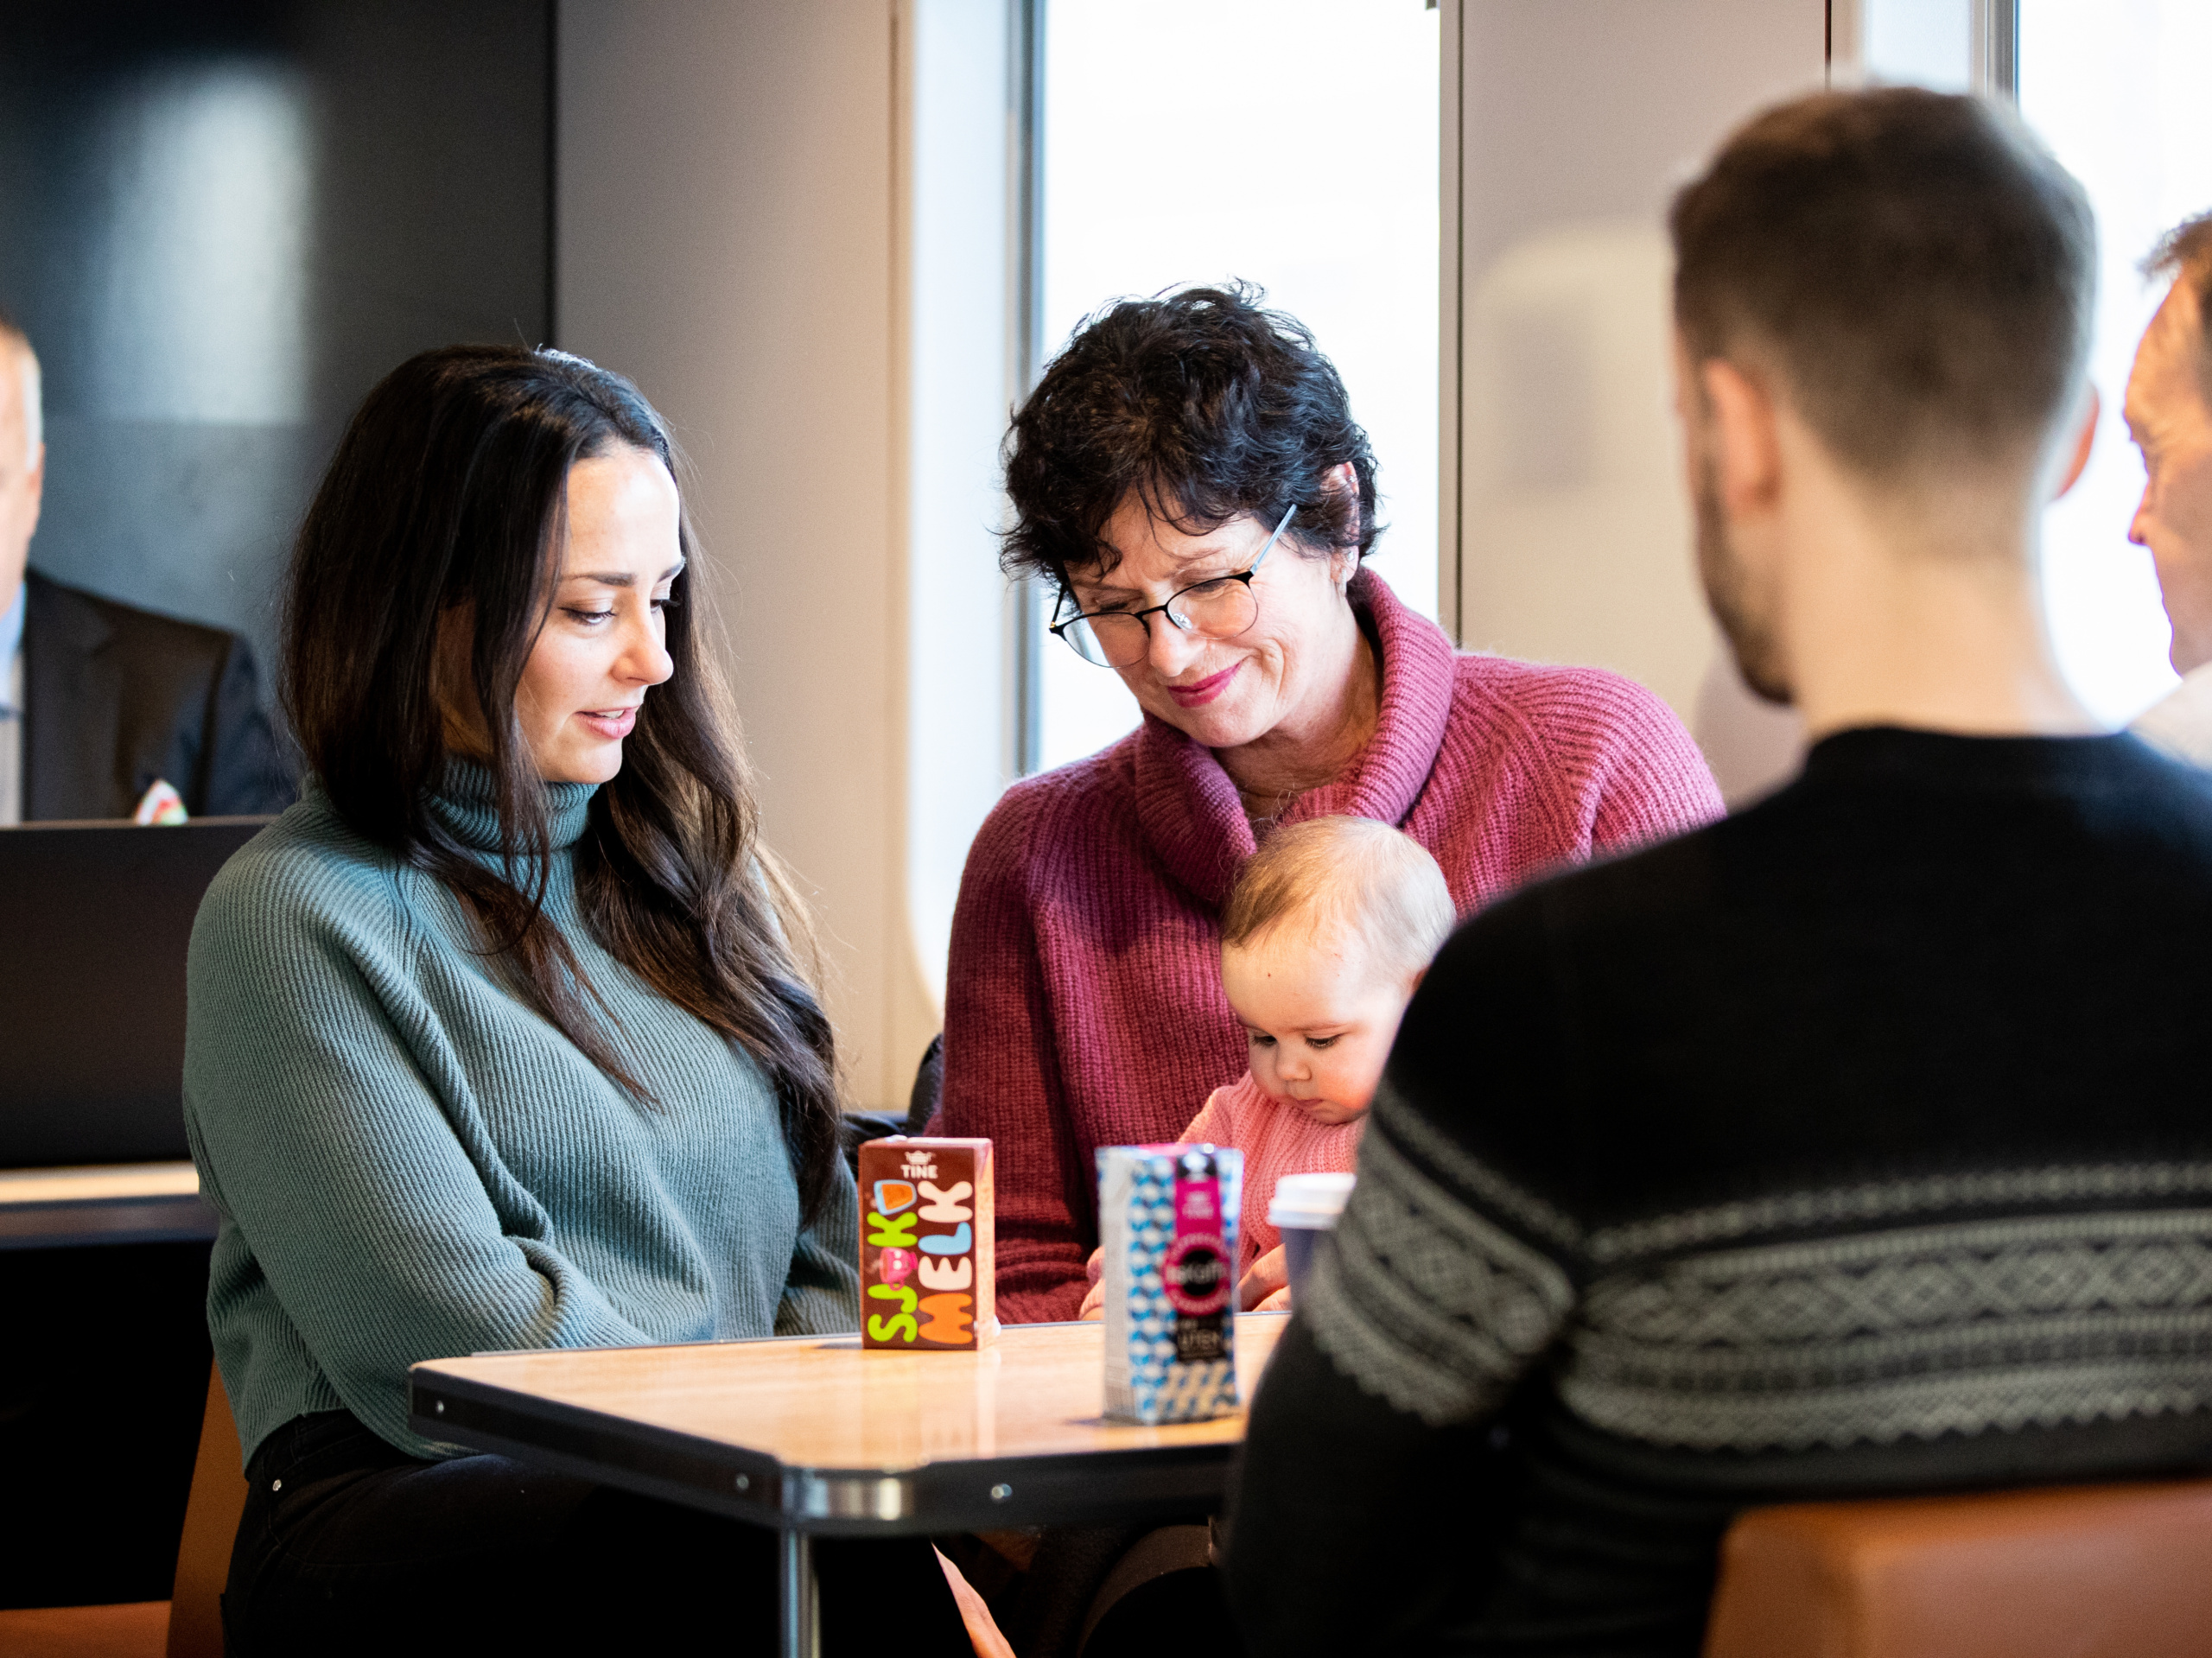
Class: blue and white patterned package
1098,1143,1243,1424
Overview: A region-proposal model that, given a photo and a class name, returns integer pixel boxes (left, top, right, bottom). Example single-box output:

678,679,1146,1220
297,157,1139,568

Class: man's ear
2053,385,2099,501
1699,358,1784,523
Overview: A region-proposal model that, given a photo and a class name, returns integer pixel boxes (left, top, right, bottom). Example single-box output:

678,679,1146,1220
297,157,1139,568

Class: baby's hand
1079,1245,1106,1320
1238,1245,1289,1312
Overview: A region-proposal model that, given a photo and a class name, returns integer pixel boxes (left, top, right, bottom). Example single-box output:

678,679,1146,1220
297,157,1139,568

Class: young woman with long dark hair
183,346,970,1655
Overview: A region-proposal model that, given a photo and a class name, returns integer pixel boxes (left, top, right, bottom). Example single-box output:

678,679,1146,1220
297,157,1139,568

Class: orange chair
1704,1480,2212,1658
0,1603,170,1658
0,1364,245,1658
166,1364,248,1658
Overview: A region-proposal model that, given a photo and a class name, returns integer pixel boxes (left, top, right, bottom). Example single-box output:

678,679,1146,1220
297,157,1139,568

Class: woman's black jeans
223,1409,971,1656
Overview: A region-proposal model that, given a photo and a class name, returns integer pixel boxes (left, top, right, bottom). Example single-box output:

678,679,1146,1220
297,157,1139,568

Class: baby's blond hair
1219,816,1457,980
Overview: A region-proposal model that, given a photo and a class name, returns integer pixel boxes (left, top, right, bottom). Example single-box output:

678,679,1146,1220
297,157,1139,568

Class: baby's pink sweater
934,570,1725,1322
1078,1070,1365,1317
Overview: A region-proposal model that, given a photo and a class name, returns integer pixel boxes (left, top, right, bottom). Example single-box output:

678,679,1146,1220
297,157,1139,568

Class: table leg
779,1528,820,1658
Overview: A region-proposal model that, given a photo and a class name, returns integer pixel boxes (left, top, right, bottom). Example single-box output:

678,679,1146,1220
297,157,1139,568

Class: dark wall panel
0,0,551,702
0,4,549,1607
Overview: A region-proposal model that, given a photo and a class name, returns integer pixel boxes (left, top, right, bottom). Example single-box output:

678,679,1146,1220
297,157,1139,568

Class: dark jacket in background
22,569,294,821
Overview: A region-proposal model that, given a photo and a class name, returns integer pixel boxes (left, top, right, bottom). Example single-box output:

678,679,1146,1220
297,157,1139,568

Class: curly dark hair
1001,283,1379,588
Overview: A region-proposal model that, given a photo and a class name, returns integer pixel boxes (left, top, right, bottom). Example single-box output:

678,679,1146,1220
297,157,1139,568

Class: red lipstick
1166,663,1240,708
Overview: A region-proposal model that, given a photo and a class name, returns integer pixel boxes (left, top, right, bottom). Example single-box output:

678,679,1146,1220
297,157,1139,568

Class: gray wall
0,2,552,702
1440,0,1823,799
557,0,934,1109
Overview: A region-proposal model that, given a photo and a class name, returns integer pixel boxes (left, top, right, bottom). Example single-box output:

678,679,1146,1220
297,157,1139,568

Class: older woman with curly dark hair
934,284,1725,1323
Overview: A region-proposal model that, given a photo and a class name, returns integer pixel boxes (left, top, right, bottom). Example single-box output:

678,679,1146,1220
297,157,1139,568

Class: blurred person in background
2126,213,2212,765
0,309,292,824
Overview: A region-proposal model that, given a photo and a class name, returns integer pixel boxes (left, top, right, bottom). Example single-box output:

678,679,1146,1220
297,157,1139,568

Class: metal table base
780,1528,820,1658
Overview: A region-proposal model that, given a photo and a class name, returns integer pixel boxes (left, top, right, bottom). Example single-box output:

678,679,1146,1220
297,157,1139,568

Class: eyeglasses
1048,503,1298,670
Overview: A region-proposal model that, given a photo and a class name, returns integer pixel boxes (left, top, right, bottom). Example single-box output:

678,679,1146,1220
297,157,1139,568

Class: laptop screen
0,818,271,1168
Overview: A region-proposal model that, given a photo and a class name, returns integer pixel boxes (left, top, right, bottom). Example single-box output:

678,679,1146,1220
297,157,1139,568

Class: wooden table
410,1312,1287,1657
0,1160,218,1249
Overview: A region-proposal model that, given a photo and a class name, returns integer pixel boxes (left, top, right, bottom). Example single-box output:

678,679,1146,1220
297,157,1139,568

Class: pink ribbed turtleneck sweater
934,571,1723,1321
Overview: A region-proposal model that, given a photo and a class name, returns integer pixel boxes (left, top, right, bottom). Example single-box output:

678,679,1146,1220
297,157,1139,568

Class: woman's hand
1239,1245,1290,1311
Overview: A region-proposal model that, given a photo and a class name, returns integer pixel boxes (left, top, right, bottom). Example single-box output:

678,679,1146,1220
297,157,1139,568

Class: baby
1082,814,1457,1315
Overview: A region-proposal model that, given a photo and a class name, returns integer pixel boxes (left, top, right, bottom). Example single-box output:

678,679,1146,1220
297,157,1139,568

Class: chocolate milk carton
858,1137,995,1350
1098,1144,1243,1423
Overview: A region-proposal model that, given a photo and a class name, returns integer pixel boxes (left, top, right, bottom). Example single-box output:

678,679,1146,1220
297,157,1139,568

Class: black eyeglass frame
1046,502,1300,669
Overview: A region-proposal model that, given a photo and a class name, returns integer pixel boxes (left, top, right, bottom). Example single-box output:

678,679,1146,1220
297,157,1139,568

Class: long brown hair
283,345,846,1219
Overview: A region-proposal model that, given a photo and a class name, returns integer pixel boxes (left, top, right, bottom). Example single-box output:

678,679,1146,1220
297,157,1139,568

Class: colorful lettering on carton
858,1137,995,1350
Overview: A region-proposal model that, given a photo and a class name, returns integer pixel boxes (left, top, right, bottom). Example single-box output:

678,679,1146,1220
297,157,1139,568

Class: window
1033,0,1440,772
1848,0,2197,725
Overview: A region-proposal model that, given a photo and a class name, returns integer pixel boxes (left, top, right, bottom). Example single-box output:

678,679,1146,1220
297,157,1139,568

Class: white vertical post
1437,0,1466,645
1972,0,2019,100
1007,0,1046,778
1827,0,1864,82
904,0,1027,1043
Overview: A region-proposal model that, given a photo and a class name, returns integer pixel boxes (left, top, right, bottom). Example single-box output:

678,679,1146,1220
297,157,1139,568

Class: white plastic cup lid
1268,1172,1357,1229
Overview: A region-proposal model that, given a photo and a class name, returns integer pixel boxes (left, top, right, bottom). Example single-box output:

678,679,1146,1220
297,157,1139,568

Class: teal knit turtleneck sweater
183,763,861,1463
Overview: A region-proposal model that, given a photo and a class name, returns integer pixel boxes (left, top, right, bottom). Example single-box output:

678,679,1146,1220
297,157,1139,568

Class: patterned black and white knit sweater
1225,727,2212,1657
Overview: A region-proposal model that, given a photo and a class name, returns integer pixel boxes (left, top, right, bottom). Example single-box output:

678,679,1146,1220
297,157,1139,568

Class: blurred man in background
0,312,292,824
2126,214,2212,766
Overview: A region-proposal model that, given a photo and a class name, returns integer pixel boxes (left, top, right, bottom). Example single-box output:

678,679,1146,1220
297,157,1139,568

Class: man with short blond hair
1228,87,2212,1658
0,311,290,822
2126,213,2212,765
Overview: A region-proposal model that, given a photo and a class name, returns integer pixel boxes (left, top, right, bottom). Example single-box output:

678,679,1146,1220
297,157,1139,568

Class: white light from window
1036,0,1440,773
1860,0,1974,92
